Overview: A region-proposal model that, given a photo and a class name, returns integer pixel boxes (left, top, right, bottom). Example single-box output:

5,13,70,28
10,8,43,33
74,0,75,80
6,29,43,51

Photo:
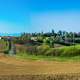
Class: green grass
16,53,80,62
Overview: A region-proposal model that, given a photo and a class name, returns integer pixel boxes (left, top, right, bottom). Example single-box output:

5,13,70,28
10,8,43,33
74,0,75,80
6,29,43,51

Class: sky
0,0,80,33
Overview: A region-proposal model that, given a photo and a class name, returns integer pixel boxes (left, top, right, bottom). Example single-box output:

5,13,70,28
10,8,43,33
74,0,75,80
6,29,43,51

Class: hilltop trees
14,30,80,56
14,29,80,47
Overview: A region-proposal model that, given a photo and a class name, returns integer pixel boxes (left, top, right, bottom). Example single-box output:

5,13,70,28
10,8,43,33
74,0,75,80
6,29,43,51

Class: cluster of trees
14,30,80,47
1,37,16,55
14,30,80,57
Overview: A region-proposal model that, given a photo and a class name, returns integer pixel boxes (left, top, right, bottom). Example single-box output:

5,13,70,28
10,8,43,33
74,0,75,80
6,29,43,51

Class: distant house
0,37,1,40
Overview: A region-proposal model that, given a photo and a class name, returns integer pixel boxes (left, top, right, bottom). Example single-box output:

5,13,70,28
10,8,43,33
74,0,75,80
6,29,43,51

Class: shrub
26,46,37,55
43,45,80,57
45,48,62,56
44,48,53,56
16,44,38,55
16,45,27,53
16,44,80,57
36,44,50,55
61,46,80,57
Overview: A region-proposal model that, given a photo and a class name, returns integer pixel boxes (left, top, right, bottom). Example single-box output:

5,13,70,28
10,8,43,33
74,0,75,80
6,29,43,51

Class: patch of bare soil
0,54,80,79
0,54,80,75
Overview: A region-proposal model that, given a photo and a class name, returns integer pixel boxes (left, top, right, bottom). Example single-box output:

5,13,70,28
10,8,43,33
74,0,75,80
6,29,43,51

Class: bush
26,46,37,55
37,45,80,57
36,44,50,55
45,48,63,56
60,46,80,57
44,48,53,56
16,44,38,55
16,45,27,53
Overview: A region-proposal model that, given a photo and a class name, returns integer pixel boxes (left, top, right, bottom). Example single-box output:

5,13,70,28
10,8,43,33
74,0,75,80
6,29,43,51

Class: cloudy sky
0,0,80,33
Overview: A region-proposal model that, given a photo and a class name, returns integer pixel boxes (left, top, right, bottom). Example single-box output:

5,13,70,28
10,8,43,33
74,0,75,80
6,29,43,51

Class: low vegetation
1,30,80,61
0,39,8,52
16,44,80,61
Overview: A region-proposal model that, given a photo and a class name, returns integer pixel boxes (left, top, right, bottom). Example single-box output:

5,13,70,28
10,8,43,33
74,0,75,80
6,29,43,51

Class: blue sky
0,0,80,33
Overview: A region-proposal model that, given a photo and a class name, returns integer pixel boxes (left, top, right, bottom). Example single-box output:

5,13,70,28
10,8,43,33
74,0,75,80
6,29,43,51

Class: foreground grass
16,53,80,62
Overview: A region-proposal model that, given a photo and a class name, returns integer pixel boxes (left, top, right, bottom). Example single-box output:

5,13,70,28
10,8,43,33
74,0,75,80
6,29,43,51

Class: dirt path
0,55,80,75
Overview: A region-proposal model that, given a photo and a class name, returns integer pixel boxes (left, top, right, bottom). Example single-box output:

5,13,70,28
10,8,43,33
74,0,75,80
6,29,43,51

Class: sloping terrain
0,54,80,79
0,54,80,75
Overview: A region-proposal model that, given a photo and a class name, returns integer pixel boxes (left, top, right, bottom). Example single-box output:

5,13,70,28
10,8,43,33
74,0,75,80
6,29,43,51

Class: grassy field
16,53,80,62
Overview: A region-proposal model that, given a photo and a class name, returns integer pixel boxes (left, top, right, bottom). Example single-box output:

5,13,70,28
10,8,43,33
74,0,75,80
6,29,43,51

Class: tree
57,30,62,36
49,38,54,47
52,29,55,36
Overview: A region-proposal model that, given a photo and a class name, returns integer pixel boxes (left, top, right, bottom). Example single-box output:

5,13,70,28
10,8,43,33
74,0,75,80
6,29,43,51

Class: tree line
14,30,80,47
